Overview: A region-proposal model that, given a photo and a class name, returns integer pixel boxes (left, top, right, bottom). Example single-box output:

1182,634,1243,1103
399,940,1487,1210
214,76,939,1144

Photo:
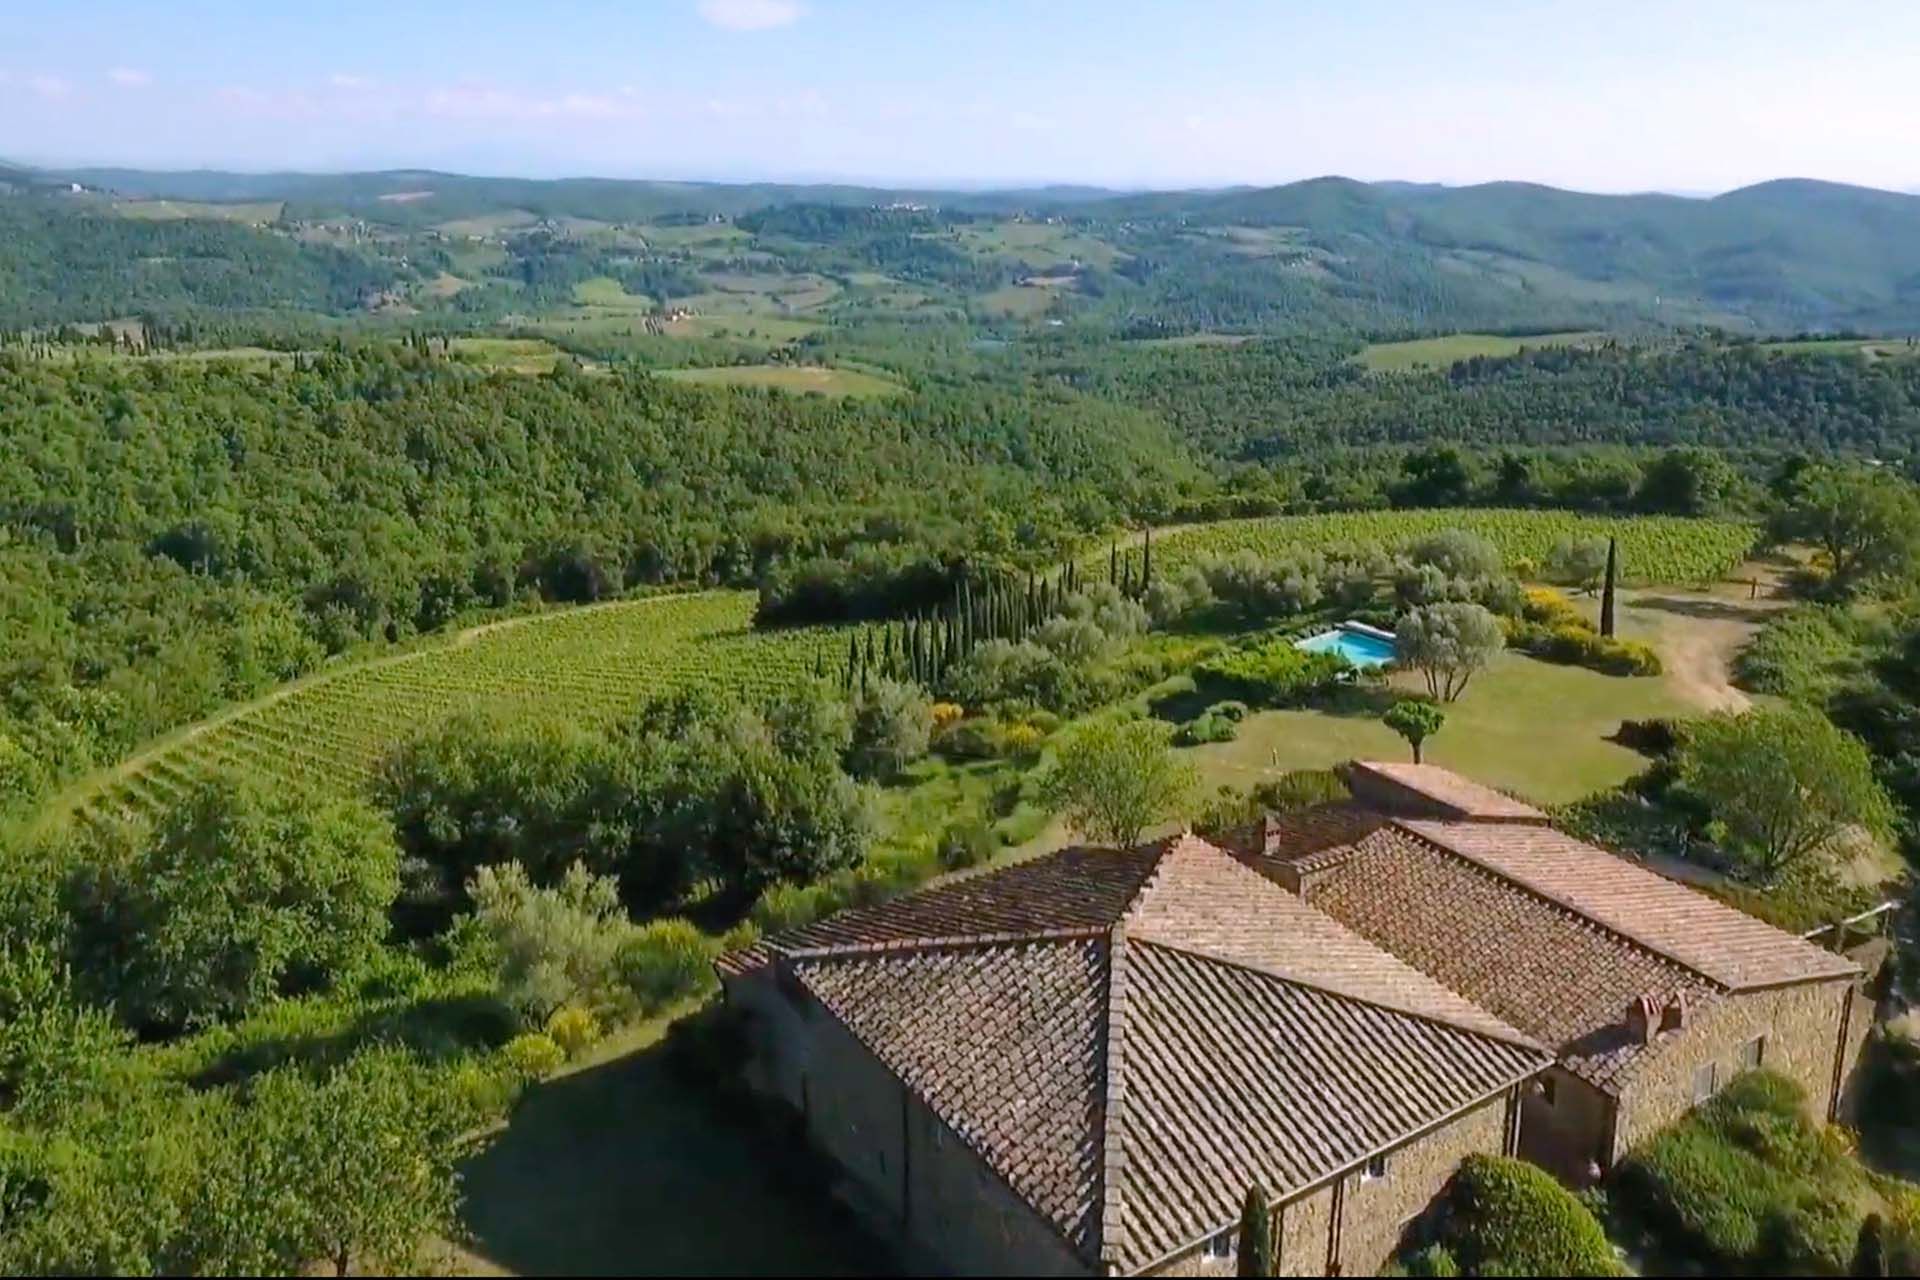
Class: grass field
447,337,570,374
973,282,1069,319
1359,330,1611,372
571,276,654,309
949,222,1122,271
1135,509,1758,587
658,364,901,397
113,198,283,224
1184,650,1694,805
63,592,840,825
1757,336,1920,359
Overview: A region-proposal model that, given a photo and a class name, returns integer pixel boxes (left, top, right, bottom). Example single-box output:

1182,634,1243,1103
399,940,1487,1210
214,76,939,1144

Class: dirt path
1606,560,1793,714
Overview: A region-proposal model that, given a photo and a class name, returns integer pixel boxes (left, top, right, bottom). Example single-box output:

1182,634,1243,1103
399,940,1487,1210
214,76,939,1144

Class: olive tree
1780,467,1920,596
1397,602,1505,702
1546,536,1610,594
1678,707,1895,882
1383,700,1447,764
1041,719,1196,848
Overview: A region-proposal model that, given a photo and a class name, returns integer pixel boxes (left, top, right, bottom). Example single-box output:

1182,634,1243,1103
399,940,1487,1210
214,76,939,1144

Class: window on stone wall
1741,1035,1766,1072
1203,1228,1233,1260
1692,1060,1718,1104
1362,1153,1390,1182
1540,1075,1557,1106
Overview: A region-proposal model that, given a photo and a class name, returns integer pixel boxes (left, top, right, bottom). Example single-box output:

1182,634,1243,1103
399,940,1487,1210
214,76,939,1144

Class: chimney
1660,990,1689,1033
1625,993,1661,1045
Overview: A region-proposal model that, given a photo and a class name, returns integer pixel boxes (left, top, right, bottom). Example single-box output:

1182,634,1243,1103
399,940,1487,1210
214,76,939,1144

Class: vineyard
68,593,837,825
1129,510,1759,585
63,511,1758,829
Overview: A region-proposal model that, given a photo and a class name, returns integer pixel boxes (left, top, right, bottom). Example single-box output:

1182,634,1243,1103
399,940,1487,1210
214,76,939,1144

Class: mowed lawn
1181,649,1697,806
457,1016,887,1277
660,364,901,397
1359,330,1610,373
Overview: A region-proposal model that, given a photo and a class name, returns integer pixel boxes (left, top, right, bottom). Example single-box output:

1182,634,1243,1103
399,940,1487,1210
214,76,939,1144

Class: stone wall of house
725,968,1091,1277
1610,977,1856,1161
1516,1066,1612,1186
1333,1094,1511,1274
1158,1090,1513,1278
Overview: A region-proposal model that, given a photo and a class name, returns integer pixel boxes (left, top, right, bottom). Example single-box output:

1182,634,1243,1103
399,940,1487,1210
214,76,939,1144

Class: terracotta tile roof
793,938,1109,1254
1110,938,1545,1271
1297,825,1719,1089
715,842,1163,975
1126,834,1535,1047
1397,820,1860,990
1346,761,1549,822
730,834,1548,1274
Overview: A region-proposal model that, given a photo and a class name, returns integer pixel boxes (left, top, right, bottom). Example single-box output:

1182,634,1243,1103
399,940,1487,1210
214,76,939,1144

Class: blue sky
4,0,1917,192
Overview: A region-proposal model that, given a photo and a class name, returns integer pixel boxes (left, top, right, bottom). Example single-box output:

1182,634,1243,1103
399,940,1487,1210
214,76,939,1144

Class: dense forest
3,332,1919,819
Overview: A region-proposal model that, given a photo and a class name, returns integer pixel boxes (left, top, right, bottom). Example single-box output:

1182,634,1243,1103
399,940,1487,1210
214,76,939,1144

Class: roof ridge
1095,923,1131,1269
1127,932,1548,1058
1384,819,1741,991
779,924,1112,964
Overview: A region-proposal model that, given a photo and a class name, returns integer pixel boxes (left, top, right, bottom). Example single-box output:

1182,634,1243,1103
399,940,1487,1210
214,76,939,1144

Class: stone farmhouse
717,761,1875,1277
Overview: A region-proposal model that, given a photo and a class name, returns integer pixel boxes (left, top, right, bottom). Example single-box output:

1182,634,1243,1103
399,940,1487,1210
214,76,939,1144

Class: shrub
617,918,718,1012
1196,641,1351,706
936,817,997,871
1442,1153,1623,1276
544,1005,601,1059
929,701,965,729
1734,607,1858,702
456,862,634,1022
1001,723,1046,757
1408,529,1505,580
1523,585,1585,627
501,1032,566,1081
1258,768,1350,811
847,678,934,779
1614,718,1684,757
1175,703,1243,746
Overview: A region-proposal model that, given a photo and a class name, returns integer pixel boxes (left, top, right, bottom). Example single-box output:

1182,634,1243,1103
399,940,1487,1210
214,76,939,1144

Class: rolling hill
5,163,1919,334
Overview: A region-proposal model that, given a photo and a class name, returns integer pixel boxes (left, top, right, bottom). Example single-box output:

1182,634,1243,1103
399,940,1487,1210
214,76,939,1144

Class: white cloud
107,67,152,88
27,74,71,98
697,0,804,32
329,73,372,90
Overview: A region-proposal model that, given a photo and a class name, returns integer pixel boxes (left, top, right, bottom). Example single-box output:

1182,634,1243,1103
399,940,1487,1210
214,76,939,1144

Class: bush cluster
1614,1070,1879,1275
1195,641,1352,706
1433,1153,1623,1276
1504,589,1662,676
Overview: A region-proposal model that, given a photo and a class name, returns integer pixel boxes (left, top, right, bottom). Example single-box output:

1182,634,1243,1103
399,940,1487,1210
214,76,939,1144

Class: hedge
1439,1153,1624,1276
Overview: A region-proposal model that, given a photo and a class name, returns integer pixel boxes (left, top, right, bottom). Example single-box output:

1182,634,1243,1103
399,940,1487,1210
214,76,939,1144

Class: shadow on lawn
1627,594,1777,625
460,1032,888,1277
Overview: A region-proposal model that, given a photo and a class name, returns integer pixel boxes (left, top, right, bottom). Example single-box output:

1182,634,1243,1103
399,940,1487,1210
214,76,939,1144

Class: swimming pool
1295,623,1397,669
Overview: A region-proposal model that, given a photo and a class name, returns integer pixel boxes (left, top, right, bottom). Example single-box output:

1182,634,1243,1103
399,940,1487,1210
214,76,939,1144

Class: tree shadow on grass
1627,595,1776,625
460,1033,889,1277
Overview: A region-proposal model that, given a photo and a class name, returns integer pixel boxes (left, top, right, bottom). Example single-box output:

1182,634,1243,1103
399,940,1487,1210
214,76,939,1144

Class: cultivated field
1137,510,1757,586
68,592,838,824
113,198,284,224
658,363,901,397
1359,330,1611,372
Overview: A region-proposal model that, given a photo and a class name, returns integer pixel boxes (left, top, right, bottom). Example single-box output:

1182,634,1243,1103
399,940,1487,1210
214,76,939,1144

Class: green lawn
659,364,901,397
1181,650,1695,806
1359,330,1610,373
571,276,654,309
458,1015,886,1276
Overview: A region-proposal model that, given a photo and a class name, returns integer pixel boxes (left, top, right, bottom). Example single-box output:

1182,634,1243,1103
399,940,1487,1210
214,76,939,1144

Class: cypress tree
845,634,858,691
1600,536,1619,638
1122,556,1135,598
1236,1184,1272,1278
882,626,896,678
1142,526,1153,592
864,628,877,673
1110,542,1119,586
1853,1213,1887,1278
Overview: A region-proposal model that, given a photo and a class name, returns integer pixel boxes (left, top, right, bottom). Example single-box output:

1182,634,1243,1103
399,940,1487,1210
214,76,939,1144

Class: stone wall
1150,1091,1515,1278
1611,977,1855,1161
726,968,1091,1277
1516,1066,1612,1186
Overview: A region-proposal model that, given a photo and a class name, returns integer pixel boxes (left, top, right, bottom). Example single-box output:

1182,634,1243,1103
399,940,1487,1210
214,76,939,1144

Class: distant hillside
5,163,1919,333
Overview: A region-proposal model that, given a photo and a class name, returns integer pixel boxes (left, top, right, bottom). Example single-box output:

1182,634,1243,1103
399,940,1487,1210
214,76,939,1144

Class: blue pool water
1296,626,1396,668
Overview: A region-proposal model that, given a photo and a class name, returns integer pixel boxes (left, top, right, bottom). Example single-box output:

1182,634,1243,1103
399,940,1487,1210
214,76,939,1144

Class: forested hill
7,165,1920,333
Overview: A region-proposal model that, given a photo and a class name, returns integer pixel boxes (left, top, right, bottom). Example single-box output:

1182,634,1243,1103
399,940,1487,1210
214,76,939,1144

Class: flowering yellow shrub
502,1032,566,1080
1002,723,1045,755
931,702,966,729
1522,586,1585,627
545,1005,602,1059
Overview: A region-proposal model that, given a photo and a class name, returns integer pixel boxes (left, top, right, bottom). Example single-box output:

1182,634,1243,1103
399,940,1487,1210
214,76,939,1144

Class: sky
4,0,1918,194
